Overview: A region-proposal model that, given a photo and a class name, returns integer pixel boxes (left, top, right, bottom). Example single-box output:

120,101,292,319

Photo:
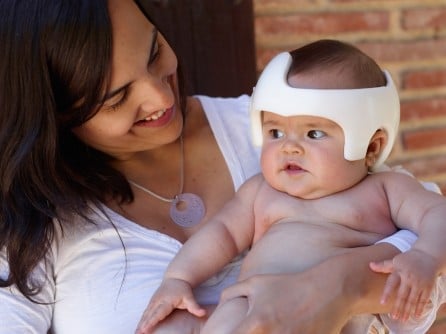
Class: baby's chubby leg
341,314,385,334
201,296,248,334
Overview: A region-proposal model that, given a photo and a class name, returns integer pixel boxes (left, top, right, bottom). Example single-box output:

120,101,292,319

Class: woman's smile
134,105,175,127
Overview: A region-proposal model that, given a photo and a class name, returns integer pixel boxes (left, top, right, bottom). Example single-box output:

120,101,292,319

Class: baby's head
287,39,386,90
250,39,400,171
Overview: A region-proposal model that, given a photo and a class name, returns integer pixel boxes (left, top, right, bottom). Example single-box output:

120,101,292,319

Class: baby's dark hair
288,39,386,88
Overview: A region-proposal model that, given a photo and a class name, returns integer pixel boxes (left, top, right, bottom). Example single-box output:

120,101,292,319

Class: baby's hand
135,278,206,334
369,249,438,321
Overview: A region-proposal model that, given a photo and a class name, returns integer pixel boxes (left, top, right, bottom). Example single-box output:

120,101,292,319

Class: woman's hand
220,272,348,334
220,243,399,334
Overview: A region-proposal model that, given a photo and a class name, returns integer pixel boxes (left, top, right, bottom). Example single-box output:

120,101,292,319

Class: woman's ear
365,129,388,168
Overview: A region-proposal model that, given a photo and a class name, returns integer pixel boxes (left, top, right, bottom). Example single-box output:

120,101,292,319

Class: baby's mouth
285,162,304,172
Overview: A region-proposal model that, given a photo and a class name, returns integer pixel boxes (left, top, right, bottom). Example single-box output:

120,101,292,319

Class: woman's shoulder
192,94,252,144
194,94,250,116
192,94,261,189
185,95,251,134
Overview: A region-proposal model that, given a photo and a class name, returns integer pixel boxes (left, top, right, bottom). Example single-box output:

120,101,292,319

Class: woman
0,0,441,333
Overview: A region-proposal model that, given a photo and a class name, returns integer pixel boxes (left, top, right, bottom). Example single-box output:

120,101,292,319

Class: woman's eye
308,130,326,139
270,129,284,139
106,90,129,112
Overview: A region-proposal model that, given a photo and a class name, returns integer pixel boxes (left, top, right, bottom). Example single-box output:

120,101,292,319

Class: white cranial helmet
250,52,400,170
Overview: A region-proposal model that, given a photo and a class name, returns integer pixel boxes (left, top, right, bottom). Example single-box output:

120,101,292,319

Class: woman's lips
134,106,175,127
144,109,166,121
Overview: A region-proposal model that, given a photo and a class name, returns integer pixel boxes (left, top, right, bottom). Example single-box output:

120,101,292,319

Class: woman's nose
139,74,174,110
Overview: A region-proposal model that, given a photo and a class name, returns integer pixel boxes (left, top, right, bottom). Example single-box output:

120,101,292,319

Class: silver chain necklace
128,136,205,228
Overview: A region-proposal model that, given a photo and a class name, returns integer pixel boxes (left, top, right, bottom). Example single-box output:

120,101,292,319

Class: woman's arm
220,242,399,334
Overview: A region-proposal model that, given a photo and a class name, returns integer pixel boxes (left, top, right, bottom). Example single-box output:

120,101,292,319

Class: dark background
137,0,257,97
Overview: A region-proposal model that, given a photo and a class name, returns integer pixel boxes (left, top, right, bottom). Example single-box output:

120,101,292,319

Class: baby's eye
308,130,326,139
270,129,285,139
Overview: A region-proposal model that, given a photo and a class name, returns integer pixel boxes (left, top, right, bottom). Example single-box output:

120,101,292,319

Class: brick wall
253,0,446,193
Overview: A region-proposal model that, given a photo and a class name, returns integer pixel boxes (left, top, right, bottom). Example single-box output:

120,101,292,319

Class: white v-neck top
0,95,259,334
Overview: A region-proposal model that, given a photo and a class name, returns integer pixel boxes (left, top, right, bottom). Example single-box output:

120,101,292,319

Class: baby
136,39,446,334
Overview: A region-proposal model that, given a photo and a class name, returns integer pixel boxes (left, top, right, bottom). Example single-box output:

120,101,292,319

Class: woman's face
72,0,182,160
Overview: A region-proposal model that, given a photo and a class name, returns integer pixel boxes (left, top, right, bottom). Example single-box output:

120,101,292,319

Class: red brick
402,127,446,151
357,38,446,63
400,98,446,122
331,0,389,2
403,69,446,89
255,12,389,36
256,48,290,70
403,8,446,30
255,0,316,8
401,155,446,178
256,38,446,68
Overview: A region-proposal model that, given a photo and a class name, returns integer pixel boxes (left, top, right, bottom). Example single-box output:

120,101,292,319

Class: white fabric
0,95,258,334
0,95,442,333
376,229,418,252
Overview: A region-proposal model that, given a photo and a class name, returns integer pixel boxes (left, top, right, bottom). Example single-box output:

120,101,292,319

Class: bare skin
139,169,446,333
136,107,446,333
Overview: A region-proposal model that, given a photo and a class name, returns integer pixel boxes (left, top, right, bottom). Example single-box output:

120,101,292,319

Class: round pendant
169,193,205,228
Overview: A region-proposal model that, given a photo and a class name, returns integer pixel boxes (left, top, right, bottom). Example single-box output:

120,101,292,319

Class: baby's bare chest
254,181,396,242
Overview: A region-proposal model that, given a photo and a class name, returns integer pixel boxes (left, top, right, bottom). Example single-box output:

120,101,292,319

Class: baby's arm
164,174,261,286
135,278,205,334
370,172,446,320
136,175,263,333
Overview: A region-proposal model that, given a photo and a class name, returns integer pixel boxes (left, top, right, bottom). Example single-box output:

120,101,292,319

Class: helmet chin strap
250,52,400,170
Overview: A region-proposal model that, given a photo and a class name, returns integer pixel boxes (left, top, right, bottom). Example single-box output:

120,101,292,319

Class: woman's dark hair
288,39,386,88
0,0,186,300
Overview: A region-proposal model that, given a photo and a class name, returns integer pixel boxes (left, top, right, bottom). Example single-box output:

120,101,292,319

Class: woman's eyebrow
103,28,158,102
